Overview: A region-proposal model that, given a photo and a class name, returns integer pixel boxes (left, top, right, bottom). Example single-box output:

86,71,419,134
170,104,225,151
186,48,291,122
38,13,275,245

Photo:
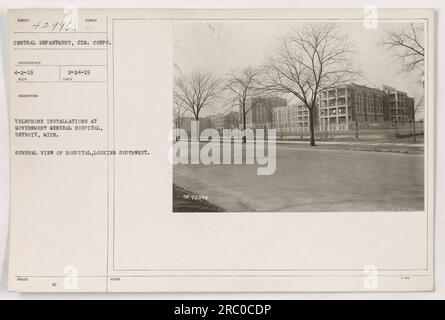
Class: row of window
276,122,310,128
320,107,347,116
319,88,347,99
321,125,349,131
319,115,386,123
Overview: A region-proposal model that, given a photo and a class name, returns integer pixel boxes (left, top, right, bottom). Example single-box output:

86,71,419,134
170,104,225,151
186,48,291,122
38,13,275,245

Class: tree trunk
355,119,359,139
394,119,398,138
175,120,179,141
242,109,247,144
352,104,358,139
412,115,417,143
195,116,200,142
308,106,316,146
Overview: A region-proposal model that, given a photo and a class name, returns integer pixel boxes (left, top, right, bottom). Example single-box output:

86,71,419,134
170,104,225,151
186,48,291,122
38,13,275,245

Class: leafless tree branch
224,67,263,141
380,23,425,74
260,22,361,146
174,70,222,121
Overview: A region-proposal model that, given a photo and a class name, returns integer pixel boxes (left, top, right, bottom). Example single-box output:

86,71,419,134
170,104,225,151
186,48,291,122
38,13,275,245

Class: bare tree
225,67,261,143
173,102,186,140
408,94,424,142
261,23,360,146
380,23,424,74
380,24,425,142
174,70,221,131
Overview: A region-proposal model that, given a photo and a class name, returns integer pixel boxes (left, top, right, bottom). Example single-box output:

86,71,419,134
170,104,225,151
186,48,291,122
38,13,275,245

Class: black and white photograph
3,6,438,295
172,20,426,213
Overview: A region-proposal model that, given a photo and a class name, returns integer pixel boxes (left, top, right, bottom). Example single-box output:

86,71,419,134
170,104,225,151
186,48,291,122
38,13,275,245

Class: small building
209,113,225,132
199,117,212,131
209,112,239,133
241,97,287,129
179,116,212,135
224,111,239,130
273,104,318,133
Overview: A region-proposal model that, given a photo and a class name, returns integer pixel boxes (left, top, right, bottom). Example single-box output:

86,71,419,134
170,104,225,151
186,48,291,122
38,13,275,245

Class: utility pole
355,119,359,139
394,118,399,138
324,118,328,139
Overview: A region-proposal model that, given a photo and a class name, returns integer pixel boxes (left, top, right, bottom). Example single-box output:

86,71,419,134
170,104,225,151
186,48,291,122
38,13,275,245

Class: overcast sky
174,20,425,117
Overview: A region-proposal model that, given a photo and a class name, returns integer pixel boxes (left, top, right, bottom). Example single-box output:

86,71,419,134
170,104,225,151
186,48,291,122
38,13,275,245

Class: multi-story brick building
381,85,414,123
178,84,415,136
209,111,239,132
180,116,212,134
241,97,287,129
318,84,388,131
224,111,239,130
407,97,415,120
273,104,318,133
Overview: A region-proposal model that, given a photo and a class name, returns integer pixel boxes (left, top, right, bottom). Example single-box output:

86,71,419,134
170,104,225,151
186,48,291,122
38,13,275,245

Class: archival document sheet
8,8,434,292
